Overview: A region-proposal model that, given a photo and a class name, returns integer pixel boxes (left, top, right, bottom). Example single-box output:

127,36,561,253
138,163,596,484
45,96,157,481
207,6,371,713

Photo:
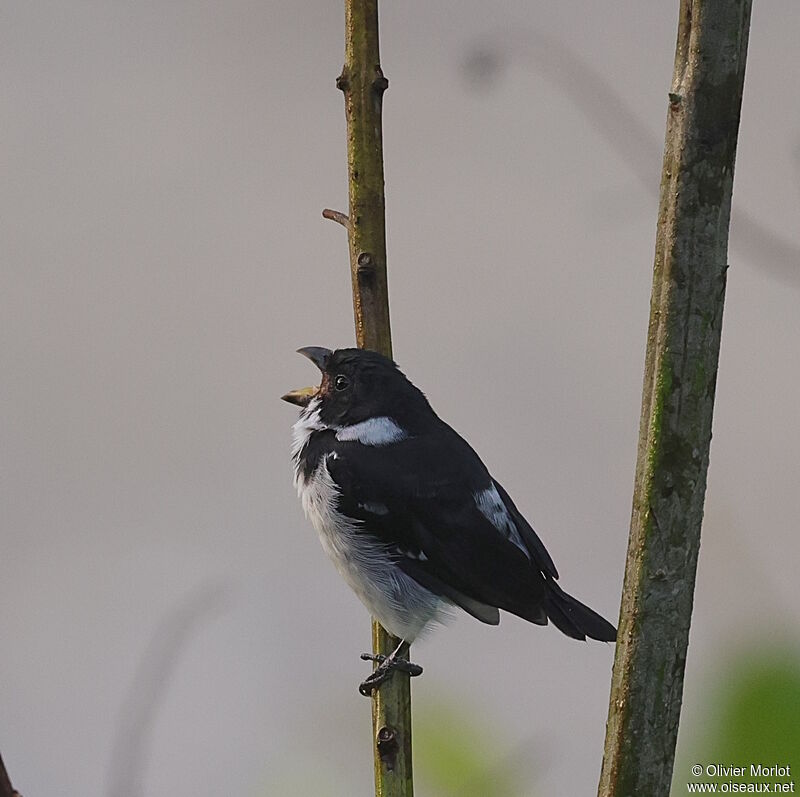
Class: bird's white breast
292,404,446,640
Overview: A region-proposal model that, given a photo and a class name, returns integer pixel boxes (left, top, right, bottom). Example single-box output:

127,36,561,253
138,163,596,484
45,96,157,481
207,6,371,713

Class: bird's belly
298,460,445,640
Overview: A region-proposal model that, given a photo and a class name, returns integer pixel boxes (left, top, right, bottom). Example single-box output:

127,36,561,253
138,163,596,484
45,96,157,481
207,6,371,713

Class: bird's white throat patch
335,417,408,446
291,398,325,490
291,398,324,459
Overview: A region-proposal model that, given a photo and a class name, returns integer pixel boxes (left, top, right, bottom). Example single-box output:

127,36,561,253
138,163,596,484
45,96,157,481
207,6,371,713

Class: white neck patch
335,417,408,446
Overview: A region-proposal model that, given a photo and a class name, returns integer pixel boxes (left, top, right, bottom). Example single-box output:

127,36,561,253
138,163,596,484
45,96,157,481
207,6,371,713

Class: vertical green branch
325,1,413,795
338,0,392,359
598,2,752,796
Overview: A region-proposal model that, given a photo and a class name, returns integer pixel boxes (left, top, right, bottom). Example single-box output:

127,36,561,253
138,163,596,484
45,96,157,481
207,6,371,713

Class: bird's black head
282,347,433,428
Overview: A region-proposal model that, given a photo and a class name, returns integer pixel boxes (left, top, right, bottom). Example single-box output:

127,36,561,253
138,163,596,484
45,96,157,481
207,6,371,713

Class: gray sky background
2,2,799,795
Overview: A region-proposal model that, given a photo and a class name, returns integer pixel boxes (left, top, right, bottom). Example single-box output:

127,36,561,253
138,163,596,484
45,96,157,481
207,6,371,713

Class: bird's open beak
280,386,317,407
281,347,332,407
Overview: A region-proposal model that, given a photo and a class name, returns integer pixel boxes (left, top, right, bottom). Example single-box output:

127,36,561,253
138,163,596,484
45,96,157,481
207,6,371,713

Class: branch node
376,725,399,771
357,251,374,269
322,208,351,230
356,252,377,283
336,69,349,92
372,71,389,94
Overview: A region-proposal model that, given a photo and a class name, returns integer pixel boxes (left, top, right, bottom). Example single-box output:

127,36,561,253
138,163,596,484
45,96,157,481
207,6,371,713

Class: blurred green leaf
708,647,800,774
414,701,529,797
675,642,800,795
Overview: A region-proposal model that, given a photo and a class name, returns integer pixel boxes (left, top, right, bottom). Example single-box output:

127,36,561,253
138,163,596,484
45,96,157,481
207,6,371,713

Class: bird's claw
358,652,423,696
360,652,423,675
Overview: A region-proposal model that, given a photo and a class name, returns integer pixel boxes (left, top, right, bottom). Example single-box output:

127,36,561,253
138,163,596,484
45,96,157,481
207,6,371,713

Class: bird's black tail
544,577,617,642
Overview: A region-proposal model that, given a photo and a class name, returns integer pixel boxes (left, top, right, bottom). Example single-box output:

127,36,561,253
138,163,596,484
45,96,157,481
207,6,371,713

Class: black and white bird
283,346,617,693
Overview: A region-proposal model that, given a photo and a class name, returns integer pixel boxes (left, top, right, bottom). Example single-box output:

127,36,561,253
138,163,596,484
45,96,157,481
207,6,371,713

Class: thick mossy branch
336,1,414,796
597,2,752,796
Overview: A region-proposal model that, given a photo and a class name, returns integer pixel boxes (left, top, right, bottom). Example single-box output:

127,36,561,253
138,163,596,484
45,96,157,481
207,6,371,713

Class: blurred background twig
106,584,229,797
462,27,800,288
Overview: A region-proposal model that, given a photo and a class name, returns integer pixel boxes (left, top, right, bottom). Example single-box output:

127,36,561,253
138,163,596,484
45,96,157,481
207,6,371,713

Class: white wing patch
335,417,408,446
474,483,529,557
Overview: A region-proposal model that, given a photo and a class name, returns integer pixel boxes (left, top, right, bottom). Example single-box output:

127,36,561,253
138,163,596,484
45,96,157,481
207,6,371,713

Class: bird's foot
358,649,423,697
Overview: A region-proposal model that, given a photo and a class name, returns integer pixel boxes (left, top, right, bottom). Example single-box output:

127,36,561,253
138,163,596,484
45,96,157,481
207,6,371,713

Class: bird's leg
358,639,423,696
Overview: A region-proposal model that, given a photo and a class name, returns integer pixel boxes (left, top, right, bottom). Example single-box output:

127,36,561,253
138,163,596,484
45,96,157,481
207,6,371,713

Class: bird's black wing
491,479,558,579
326,421,553,624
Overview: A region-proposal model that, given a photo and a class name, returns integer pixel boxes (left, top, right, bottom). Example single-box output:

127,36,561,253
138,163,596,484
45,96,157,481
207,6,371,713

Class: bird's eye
334,374,350,391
